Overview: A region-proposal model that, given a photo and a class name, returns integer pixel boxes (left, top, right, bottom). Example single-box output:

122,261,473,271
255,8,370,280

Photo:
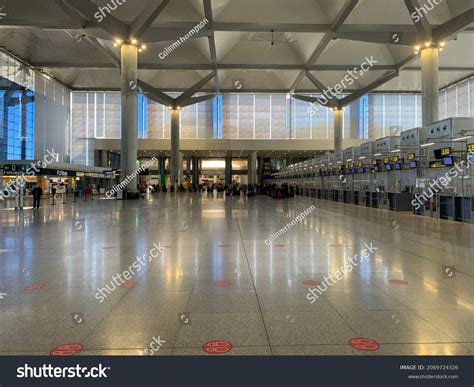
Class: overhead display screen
434,147,451,159
442,156,454,166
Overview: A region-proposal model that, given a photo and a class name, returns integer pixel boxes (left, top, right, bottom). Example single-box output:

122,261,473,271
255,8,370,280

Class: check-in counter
454,197,471,222
388,192,414,211
370,191,379,208
353,191,360,205
343,190,351,203
439,195,455,221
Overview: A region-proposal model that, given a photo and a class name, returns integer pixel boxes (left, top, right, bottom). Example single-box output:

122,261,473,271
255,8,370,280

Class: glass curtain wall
0,51,35,161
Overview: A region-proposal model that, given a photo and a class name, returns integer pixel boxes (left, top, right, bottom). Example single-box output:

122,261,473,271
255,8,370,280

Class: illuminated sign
434,147,451,159
467,144,474,152
392,156,399,162
430,161,445,169
383,157,390,164
407,153,416,161
1,164,28,176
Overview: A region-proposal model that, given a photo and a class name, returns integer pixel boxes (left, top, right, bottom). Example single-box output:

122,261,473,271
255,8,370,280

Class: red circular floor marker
389,279,408,285
121,281,139,289
202,340,233,354
348,338,380,352
213,280,232,287
303,280,321,287
50,343,83,356
24,284,45,291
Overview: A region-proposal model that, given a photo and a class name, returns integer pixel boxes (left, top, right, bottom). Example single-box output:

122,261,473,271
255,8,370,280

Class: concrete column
100,150,108,168
179,152,184,181
192,156,199,185
94,150,101,167
186,157,191,179
225,156,232,185
248,151,257,185
158,157,165,175
257,157,264,185
333,108,343,155
421,47,439,126
120,44,138,194
170,108,181,187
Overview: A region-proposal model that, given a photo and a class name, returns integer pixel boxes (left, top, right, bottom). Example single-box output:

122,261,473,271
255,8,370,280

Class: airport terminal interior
0,0,473,356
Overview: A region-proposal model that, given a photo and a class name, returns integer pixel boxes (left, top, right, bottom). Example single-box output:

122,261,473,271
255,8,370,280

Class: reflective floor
0,193,473,355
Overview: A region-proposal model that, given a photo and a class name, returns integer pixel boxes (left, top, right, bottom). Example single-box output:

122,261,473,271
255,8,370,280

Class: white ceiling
0,0,472,94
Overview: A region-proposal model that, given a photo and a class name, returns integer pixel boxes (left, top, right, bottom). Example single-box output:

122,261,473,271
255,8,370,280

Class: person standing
32,185,43,209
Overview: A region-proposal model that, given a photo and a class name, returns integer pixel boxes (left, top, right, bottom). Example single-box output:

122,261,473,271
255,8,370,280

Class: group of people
23,181,296,206
132,180,296,200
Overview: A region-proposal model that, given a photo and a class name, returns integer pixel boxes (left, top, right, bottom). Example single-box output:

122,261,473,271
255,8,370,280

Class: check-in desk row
297,187,414,211
278,118,474,223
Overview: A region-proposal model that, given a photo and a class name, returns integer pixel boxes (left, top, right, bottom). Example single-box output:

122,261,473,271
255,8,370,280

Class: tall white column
248,151,257,185
170,108,181,186
334,108,343,155
421,47,439,126
225,156,232,185
120,44,138,194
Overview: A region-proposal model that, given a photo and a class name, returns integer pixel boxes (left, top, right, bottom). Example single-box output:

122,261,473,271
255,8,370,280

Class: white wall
34,74,71,162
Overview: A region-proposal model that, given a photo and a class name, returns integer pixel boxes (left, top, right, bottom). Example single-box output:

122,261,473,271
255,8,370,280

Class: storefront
0,162,114,196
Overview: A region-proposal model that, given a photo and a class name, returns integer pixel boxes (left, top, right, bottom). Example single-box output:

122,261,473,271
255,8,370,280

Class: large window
440,77,472,119
68,76,474,165
0,51,35,161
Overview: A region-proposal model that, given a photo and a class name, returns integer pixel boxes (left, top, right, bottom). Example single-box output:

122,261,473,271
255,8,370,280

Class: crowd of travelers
136,180,296,200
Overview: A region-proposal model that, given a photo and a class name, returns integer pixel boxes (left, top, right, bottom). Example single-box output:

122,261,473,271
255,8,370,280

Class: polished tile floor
0,192,473,355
